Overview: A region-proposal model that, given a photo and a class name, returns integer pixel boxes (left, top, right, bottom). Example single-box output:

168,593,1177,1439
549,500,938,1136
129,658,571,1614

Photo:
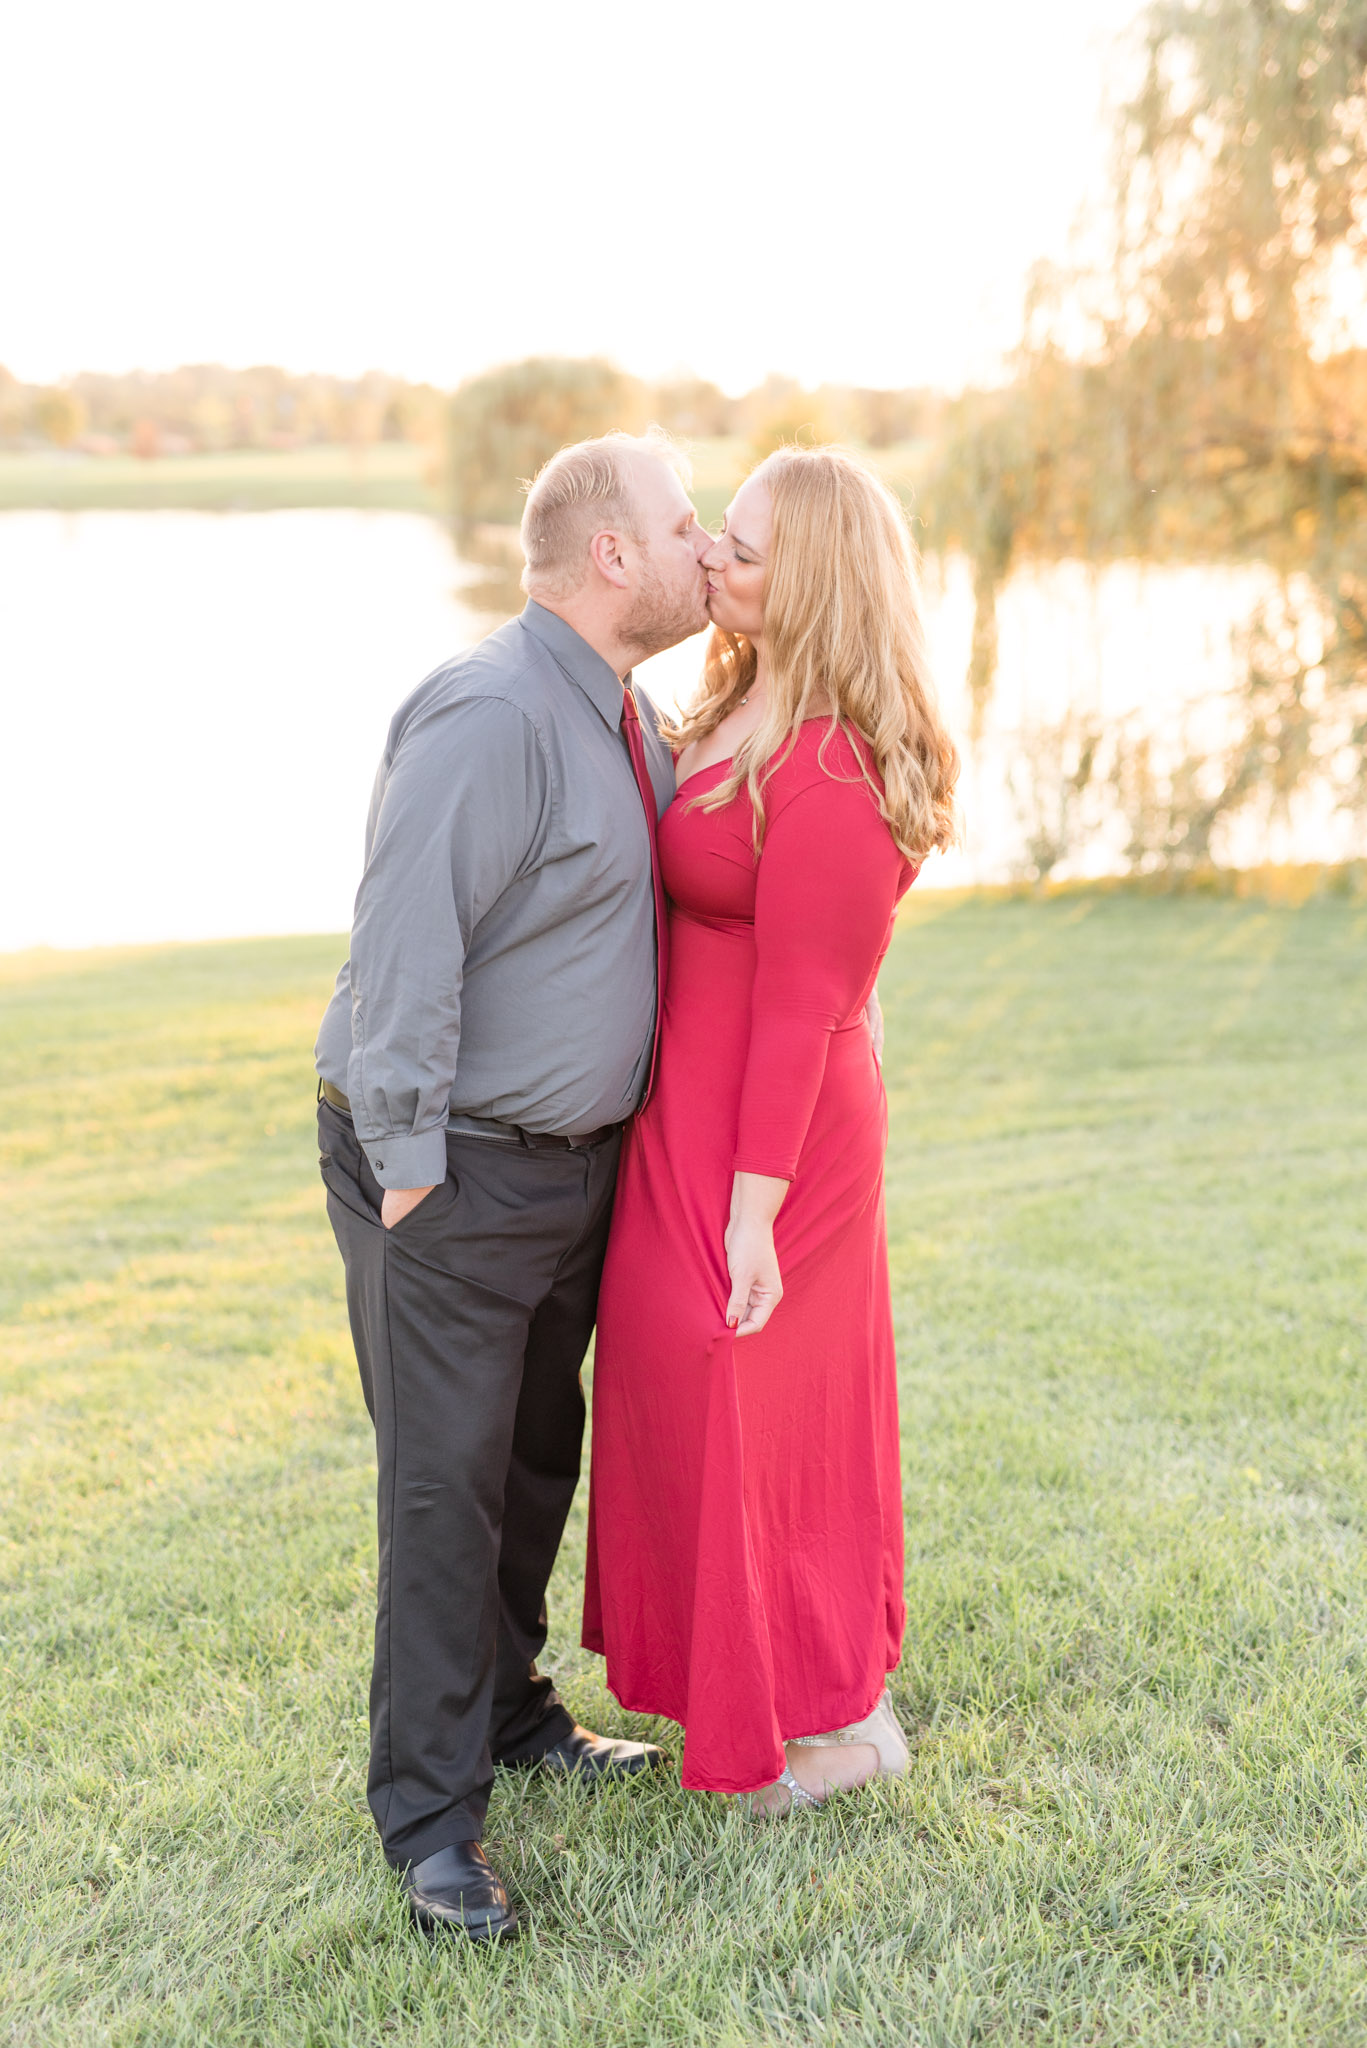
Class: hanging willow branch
921,0,1367,833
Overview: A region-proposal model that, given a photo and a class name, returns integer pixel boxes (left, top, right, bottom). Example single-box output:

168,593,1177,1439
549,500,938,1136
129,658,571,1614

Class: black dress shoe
497,1722,666,1779
401,1842,519,1942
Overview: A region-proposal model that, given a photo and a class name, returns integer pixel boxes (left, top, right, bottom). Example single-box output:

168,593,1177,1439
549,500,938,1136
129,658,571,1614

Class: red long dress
583,721,918,1794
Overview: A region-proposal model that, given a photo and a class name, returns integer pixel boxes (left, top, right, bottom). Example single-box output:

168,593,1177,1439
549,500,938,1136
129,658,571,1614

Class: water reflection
0,508,1355,953
451,522,526,624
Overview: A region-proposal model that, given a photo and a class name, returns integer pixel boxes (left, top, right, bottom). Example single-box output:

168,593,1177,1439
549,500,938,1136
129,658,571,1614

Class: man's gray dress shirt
315,602,676,1189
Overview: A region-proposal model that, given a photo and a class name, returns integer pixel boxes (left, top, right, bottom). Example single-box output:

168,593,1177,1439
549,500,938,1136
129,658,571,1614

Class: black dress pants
317,1099,622,1867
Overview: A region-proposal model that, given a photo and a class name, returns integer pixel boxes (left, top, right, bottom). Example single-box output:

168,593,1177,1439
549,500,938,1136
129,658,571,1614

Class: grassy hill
0,435,920,524
3,888,1365,2046
0,444,440,514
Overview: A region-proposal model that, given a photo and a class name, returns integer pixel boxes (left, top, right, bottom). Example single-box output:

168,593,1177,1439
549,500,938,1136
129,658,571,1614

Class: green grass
0,445,439,513
0,435,918,528
3,890,1366,2046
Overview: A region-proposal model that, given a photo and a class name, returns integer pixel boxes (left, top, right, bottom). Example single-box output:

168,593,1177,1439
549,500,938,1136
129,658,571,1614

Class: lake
1,509,1353,951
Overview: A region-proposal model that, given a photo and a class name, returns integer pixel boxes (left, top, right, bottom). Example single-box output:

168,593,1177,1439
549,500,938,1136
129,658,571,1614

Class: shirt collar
519,602,628,731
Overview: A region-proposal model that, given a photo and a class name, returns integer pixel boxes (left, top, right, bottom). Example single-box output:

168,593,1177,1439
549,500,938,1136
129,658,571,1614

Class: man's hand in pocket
381,1185,438,1230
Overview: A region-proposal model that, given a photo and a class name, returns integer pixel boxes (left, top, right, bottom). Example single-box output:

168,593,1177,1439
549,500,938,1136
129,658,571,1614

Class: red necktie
620,684,669,1110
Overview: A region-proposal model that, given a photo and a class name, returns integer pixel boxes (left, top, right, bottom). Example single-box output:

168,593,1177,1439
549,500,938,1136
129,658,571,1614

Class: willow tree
447,358,647,527
928,0,1367,859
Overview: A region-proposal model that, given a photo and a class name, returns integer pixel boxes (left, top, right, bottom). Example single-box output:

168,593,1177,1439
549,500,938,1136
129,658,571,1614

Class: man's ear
587,527,631,590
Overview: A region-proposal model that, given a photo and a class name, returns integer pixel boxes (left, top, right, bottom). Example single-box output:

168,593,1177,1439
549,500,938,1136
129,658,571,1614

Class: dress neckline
674,716,837,796
674,756,733,795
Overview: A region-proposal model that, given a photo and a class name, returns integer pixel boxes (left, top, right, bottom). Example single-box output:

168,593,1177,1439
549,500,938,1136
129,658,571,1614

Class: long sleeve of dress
733,772,907,1181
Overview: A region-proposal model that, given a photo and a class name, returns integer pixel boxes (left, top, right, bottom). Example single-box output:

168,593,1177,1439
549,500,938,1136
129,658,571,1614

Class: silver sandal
749,1692,910,1816
776,1763,820,1809
787,1688,910,1778
746,1763,820,1817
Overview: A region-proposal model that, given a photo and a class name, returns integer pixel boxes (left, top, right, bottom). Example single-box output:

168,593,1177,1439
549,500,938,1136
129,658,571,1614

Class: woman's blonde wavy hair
662,444,959,860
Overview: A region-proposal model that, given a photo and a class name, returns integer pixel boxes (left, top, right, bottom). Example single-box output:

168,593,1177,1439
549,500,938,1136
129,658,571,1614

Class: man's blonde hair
520,428,691,601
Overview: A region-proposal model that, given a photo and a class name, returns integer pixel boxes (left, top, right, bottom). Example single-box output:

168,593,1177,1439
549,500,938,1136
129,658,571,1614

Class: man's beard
621,558,707,662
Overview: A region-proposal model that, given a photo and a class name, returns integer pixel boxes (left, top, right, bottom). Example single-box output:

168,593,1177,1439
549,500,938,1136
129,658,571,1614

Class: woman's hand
724,1171,789,1337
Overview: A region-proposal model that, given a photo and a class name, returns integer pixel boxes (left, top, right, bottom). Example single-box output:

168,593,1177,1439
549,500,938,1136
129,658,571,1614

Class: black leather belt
317,1079,619,1151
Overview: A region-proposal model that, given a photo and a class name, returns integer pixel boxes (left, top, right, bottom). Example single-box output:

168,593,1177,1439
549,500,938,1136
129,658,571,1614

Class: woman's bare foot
784,1738,879,1800
747,1775,798,1817
746,1739,880,1815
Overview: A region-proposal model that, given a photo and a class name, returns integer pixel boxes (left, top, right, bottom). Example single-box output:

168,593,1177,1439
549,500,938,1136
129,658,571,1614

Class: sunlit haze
7,0,1143,392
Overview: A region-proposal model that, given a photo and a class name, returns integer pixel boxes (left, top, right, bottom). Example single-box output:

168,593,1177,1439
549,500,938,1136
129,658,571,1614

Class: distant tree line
444,361,941,523
0,357,942,486
0,364,448,458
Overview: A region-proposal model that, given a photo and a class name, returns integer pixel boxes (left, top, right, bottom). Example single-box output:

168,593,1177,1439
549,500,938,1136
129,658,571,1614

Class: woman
582,445,959,1811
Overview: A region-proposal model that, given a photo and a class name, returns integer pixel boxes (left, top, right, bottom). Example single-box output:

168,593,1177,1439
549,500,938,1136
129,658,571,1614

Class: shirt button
375,1160,383,1170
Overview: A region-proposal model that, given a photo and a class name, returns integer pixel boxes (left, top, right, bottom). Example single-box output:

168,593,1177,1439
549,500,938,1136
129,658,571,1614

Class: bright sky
4,0,1145,394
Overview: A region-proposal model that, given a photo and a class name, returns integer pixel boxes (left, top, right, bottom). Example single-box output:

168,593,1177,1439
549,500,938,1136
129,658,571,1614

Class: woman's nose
700,537,726,571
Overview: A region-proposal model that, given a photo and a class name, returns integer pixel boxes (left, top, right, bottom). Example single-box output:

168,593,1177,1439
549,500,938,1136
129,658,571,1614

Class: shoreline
4,860,1363,966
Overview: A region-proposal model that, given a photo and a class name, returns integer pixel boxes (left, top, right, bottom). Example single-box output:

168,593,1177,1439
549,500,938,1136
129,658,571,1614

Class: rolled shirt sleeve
346,694,550,1187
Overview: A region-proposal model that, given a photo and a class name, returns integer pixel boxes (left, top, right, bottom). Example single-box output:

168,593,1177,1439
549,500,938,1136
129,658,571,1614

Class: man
314,430,711,1943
